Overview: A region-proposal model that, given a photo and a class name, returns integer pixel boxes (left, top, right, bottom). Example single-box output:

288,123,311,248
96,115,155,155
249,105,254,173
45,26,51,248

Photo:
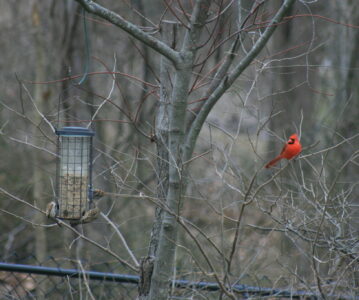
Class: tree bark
148,2,212,298
138,21,176,300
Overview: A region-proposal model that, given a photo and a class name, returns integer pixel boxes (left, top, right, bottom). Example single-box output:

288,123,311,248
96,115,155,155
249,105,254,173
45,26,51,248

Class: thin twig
100,212,140,267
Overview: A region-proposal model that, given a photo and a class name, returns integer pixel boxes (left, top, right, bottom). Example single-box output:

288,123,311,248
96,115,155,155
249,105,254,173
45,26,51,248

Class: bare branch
100,212,140,268
183,0,296,162
74,0,180,64
0,186,138,272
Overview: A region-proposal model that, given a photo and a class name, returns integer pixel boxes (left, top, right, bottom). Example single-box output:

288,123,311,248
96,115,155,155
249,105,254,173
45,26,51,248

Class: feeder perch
55,127,95,220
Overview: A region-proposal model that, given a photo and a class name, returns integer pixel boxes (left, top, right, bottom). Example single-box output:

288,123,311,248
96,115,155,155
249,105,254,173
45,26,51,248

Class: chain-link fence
1,255,358,299
0,254,136,300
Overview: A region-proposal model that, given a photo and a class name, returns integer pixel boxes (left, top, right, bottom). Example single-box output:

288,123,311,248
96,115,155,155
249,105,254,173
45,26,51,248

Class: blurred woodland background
0,0,358,299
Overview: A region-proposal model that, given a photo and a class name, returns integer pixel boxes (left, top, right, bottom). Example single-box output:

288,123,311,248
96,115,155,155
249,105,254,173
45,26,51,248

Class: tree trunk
147,1,212,297
148,63,191,299
138,21,179,300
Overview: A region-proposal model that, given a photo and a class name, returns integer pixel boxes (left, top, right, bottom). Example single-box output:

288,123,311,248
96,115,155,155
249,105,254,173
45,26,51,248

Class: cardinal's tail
265,155,283,168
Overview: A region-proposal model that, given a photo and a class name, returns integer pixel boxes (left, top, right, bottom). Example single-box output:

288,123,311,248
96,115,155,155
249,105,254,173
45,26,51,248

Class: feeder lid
56,126,95,137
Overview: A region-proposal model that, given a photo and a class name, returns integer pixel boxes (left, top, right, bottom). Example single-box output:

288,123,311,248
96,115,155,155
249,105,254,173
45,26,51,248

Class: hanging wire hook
56,8,91,129
77,8,91,85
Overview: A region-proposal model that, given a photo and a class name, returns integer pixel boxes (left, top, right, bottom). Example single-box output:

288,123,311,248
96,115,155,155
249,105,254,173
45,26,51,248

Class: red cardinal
265,133,302,168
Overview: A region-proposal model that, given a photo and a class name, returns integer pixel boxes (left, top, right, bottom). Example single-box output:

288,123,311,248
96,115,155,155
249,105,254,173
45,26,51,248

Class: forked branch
183,0,296,163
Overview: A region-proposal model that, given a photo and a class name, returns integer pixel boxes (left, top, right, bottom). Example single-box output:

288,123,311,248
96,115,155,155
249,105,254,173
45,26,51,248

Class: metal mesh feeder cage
55,127,95,220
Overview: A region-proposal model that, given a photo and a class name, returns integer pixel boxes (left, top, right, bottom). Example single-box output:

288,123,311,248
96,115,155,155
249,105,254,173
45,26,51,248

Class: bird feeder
55,127,95,220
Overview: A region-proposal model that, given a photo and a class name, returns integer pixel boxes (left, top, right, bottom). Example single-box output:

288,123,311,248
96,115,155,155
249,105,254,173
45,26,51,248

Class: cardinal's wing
279,143,287,156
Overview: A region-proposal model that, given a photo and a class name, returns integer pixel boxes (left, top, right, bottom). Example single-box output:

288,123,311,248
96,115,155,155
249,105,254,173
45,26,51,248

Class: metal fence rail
0,262,358,299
